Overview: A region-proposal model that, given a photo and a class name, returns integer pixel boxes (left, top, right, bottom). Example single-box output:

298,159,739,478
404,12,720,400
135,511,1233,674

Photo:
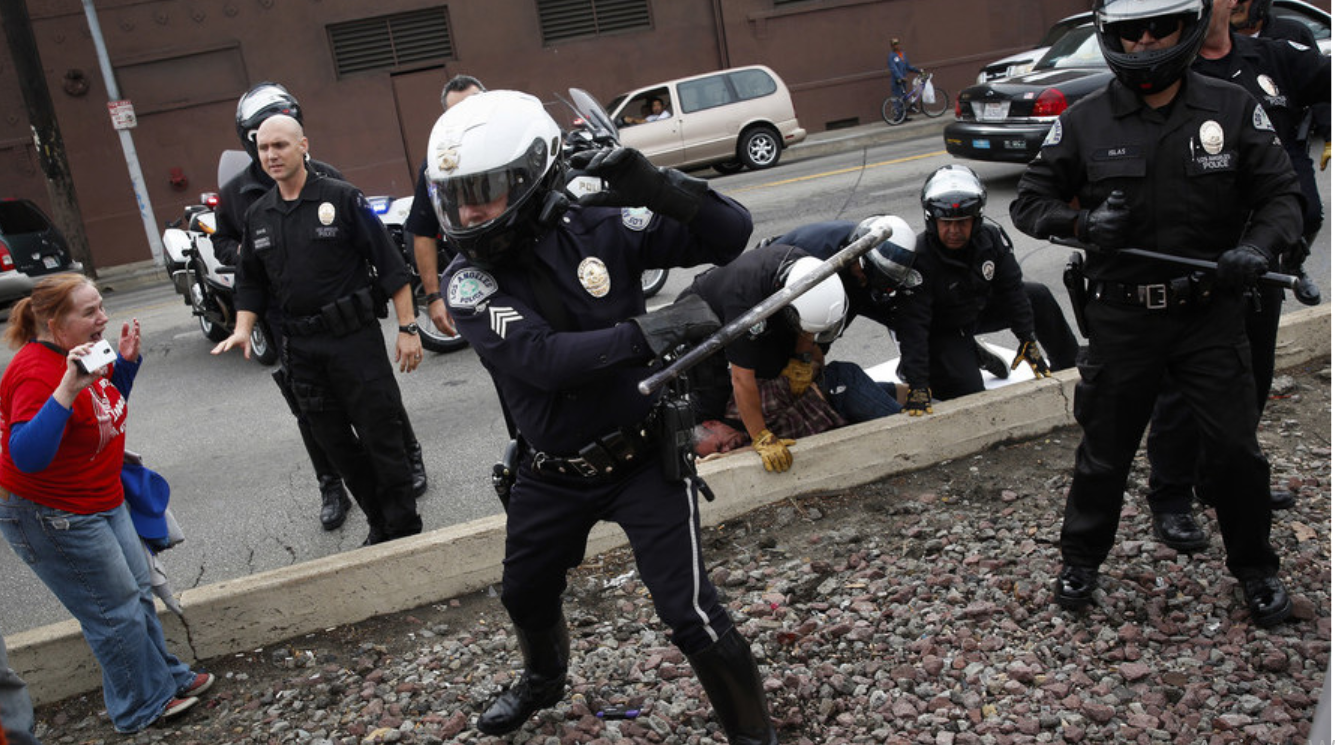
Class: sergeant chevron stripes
489,306,522,338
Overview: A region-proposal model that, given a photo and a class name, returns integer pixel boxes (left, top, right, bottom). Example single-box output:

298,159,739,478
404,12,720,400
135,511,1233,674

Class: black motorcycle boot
476,621,570,735
407,442,428,498
686,628,779,745
976,340,1010,380
318,475,351,530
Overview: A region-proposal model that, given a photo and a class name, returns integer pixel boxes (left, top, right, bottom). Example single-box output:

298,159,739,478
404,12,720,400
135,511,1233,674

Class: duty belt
1091,275,1211,311
282,313,329,337
529,415,659,480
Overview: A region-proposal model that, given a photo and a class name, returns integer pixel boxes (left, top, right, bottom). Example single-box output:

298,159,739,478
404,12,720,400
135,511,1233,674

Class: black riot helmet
236,83,302,161
1094,0,1210,95
920,164,986,232
1232,0,1272,30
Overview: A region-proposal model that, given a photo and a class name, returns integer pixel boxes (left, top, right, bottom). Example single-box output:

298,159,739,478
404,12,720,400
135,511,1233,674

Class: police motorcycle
369,195,470,354
562,88,670,298
162,151,279,365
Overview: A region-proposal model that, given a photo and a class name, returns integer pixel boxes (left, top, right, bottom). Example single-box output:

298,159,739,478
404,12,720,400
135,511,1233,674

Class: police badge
578,257,611,298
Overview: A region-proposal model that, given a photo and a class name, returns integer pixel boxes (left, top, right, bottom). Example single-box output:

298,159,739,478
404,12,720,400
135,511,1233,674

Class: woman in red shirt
0,275,213,733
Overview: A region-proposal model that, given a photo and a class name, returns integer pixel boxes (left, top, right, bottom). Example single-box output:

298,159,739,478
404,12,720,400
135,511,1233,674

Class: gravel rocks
38,364,1330,743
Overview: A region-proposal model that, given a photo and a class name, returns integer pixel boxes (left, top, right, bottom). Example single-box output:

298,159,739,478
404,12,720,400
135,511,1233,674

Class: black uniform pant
930,281,1080,401
501,460,731,655
271,318,420,488
1063,294,1278,582
1144,285,1282,514
284,326,422,539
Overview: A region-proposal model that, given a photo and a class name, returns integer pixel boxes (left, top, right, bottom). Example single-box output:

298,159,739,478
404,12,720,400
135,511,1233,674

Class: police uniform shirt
687,244,809,380
443,196,751,455
214,159,344,267
774,220,898,330
894,223,1033,387
403,160,440,239
1193,33,1330,155
1011,71,1303,284
235,170,409,318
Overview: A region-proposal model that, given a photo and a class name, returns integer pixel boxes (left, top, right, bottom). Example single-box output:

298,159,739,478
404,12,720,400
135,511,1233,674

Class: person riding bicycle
887,37,921,104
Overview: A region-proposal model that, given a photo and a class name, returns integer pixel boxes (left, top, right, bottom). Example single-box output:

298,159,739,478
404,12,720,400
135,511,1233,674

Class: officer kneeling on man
429,90,779,743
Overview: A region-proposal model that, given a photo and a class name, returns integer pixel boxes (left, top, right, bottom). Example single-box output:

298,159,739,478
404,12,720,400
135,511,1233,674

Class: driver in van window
624,95,670,125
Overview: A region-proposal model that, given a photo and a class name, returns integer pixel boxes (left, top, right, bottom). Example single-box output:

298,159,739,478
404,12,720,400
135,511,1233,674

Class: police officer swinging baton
1049,236,1303,291
637,220,896,396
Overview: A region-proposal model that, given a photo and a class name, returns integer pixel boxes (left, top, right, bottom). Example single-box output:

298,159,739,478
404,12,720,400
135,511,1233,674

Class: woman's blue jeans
0,495,194,733
822,361,902,423
0,633,39,745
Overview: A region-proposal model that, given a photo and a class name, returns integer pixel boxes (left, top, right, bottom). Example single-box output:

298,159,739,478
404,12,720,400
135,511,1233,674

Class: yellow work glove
752,429,796,473
1010,340,1052,379
1322,141,1331,171
905,385,933,416
780,357,815,397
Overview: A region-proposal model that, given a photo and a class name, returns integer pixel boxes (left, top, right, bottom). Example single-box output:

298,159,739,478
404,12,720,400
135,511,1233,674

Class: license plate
1003,140,1028,150
981,102,1010,121
972,139,992,150
42,256,58,269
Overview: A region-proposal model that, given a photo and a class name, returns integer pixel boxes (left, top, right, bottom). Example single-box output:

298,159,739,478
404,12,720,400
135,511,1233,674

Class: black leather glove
629,294,720,357
1217,244,1269,290
569,147,708,223
1010,339,1051,379
1076,190,1131,250
905,384,933,416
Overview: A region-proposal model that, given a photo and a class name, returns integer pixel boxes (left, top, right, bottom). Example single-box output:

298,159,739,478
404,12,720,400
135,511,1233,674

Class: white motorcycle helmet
426,90,565,269
782,256,848,344
851,215,920,292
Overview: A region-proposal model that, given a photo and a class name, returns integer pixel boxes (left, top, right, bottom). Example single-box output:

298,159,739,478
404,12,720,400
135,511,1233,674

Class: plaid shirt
726,376,846,440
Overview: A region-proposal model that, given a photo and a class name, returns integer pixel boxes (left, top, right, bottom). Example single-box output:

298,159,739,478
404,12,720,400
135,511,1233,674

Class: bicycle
881,71,950,126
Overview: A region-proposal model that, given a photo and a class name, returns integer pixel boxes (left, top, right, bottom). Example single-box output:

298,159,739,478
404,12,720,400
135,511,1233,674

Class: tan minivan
606,65,807,173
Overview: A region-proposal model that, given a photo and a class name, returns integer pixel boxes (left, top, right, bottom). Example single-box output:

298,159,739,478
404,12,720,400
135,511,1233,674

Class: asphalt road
1,130,1329,633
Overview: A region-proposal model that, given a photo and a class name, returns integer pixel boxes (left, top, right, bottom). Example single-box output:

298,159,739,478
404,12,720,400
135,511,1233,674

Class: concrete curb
10,304,1330,706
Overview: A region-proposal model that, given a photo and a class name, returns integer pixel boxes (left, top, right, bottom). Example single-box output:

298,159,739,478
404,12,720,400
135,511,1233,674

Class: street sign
107,99,137,130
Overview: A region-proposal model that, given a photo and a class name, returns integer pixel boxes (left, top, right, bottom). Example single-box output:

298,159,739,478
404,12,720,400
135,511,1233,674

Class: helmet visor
430,144,546,231
1107,13,1188,42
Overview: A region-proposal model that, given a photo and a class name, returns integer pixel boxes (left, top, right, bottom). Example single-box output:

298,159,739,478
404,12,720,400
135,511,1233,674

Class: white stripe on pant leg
683,477,719,644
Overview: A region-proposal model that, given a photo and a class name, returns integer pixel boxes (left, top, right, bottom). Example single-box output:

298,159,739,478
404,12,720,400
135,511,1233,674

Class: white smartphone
75,339,117,374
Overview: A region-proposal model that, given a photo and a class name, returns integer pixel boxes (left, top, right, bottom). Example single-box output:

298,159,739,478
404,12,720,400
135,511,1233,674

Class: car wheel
738,127,781,170
713,160,744,175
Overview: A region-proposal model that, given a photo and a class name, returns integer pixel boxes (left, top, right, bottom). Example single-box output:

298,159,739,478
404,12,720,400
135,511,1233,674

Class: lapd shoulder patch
1252,104,1275,132
1041,120,1062,148
621,207,653,231
447,267,499,311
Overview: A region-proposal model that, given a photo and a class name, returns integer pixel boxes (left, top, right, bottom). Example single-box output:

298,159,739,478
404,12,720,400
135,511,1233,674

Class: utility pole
0,0,97,276
81,0,164,267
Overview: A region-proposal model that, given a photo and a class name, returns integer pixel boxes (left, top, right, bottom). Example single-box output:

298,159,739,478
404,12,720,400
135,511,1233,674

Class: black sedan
945,24,1112,164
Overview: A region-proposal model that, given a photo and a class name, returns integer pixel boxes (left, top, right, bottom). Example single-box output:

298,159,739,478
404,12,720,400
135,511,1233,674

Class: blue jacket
888,50,919,81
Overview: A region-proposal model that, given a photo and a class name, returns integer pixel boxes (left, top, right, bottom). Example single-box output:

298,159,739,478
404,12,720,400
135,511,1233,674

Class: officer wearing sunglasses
1010,0,1303,629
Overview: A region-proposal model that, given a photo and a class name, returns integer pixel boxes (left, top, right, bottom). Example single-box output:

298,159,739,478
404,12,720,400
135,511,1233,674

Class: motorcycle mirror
566,88,619,143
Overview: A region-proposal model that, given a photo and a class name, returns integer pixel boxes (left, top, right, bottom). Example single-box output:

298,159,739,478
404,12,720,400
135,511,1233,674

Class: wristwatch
398,323,420,335
425,292,443,305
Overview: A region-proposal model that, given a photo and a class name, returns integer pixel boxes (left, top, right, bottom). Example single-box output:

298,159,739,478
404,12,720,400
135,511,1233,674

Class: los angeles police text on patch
447,268,499,314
